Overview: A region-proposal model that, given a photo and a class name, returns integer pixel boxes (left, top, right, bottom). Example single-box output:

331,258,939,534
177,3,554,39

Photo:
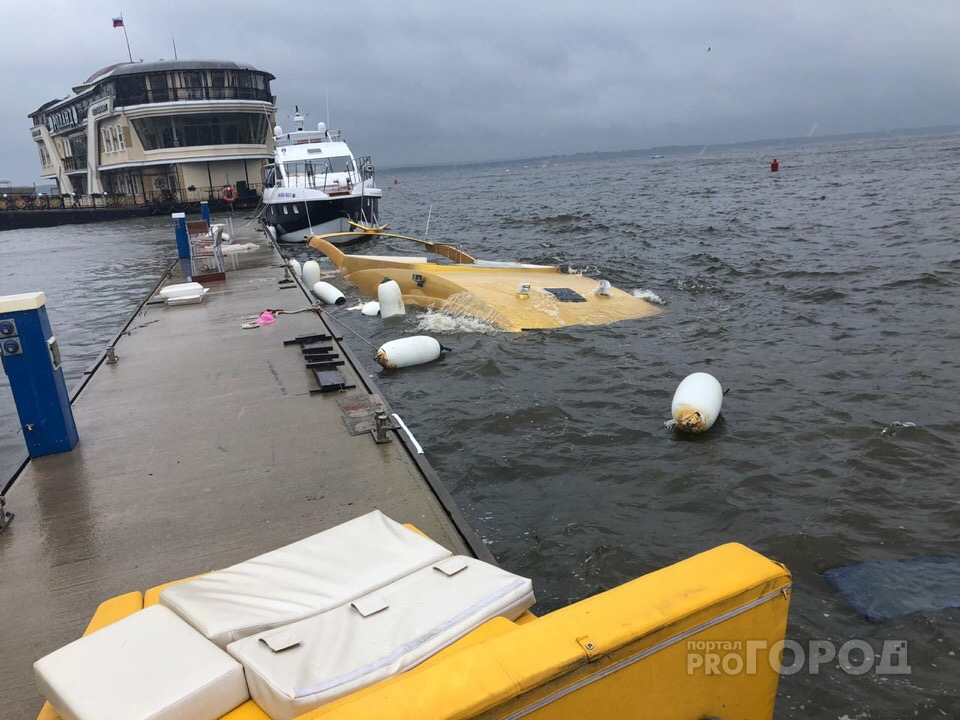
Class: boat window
292,205,299,214
283,206,288,215
261,164,277,188
284,156,352,176
326,156,353,173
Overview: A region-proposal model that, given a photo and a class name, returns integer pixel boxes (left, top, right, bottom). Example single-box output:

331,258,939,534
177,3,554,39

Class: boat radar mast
291,105,306,131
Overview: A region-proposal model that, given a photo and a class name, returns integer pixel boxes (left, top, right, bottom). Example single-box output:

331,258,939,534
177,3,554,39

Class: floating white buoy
312,281,346,305
288,259,302,277
376,336,442,369
302,260,321,288
265,225,278,242
671,372,723,433
377,279,406,318
361,301,380,316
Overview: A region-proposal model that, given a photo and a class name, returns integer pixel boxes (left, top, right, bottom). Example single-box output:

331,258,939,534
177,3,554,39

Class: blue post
173,212,190,260
0,292,79,458
200,201,211,228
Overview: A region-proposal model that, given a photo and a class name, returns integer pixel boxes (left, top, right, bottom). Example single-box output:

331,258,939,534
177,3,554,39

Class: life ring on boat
221,186,239,203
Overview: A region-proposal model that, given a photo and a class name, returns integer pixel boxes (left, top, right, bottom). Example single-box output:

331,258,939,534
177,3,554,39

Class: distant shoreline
382,123,960,173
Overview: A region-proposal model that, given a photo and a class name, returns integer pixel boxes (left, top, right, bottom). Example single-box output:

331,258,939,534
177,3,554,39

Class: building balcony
63,156,86,172
115,87,274,107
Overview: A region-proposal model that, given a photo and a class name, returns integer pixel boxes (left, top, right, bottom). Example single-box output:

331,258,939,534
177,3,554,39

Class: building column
34,125,73,195
85,106,104,195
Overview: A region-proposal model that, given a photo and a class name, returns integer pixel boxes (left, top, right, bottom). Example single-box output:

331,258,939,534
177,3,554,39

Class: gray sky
3,0,960,184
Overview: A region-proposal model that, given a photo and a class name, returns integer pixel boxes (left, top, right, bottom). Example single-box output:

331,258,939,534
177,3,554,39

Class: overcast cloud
2,1,959,184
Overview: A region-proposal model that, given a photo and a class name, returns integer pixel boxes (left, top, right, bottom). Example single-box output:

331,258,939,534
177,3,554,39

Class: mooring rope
271,305,378,350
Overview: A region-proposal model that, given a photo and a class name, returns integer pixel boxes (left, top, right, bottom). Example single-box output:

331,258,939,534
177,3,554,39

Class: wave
416,308,501,334
631,288,665,304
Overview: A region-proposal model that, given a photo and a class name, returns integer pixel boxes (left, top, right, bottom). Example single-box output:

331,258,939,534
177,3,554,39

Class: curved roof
85,59,274,84
30,59,275,120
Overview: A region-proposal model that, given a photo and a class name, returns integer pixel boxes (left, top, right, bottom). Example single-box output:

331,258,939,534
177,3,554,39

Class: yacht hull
265,195,379,244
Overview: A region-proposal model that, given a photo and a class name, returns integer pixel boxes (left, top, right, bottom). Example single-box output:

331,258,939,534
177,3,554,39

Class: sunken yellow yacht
35,511,791,720
308,231,662,331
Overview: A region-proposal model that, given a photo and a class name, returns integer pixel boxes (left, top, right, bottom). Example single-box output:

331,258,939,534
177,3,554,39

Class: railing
115,87,273,107
0,184,263,211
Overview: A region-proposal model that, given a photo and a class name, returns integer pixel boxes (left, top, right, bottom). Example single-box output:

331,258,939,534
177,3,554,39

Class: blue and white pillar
0,292,79,458
172,212,190,259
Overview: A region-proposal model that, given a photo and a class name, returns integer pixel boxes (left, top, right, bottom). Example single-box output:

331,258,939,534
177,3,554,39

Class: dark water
0,219,176,478
4,135,960,717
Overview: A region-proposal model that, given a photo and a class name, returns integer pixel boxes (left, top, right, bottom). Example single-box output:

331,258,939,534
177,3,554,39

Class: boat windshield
284,156,353,177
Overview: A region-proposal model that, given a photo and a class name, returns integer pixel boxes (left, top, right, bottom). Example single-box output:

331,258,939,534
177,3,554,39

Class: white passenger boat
262,108,382,245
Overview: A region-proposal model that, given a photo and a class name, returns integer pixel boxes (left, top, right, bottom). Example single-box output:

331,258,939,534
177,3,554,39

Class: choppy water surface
5,135,960,717
0,218,177,479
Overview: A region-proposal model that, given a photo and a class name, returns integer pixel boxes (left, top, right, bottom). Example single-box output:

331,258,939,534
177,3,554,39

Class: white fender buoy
312,281,346,305
159,282,205,300
671,372,723,433
377,279,406,318
265,225,278,242
288,259,302,278
361,301,380,316
376,336,442,369
302,260,321,288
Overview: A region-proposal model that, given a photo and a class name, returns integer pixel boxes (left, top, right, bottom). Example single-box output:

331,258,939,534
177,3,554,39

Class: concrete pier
0,244,487,718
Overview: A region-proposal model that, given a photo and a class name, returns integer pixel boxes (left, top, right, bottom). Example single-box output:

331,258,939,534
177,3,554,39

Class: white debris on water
345,303,367,312
880,421,917,436
632,288,665,304
664,419,677,430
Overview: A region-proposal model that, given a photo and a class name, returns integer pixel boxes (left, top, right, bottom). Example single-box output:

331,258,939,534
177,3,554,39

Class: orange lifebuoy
221,186,238,203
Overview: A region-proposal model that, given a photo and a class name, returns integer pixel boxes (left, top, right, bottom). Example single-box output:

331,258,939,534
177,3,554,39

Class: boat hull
308,238,663,331
37,542,791,720
265,195,379,245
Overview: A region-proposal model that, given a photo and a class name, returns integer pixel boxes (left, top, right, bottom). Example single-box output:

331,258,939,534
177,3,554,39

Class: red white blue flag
112,17,124,28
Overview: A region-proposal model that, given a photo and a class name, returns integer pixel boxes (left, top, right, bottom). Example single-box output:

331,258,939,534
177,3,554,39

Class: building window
147,73,170,103
180,71,206,100
101,124,127,155
38,143,51,166
131,113,269,150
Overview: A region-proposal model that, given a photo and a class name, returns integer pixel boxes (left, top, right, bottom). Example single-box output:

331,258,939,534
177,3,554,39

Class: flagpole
121,13,133,62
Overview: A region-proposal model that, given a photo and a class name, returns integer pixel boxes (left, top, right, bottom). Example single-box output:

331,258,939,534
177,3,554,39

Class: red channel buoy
770,158,779,172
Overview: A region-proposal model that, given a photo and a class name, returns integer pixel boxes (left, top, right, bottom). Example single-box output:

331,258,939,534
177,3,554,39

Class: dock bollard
0,292,79,458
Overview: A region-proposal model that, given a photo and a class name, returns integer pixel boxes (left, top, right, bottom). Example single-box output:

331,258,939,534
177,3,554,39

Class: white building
28,60,276,203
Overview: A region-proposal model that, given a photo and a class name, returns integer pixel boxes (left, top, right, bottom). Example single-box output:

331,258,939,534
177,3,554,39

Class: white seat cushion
160,510,452,648
227,556,535,720
34,605,248,720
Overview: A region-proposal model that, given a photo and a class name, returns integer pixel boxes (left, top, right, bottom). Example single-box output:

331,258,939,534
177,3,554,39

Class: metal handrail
114,87,273,107
0,185,264,211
